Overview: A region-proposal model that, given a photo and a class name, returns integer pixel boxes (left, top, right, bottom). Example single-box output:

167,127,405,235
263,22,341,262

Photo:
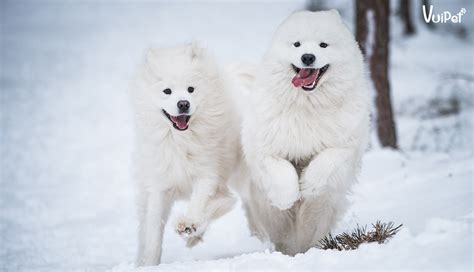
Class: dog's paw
265,164,300,210
267,184,300,210
299,165,328,199
176,218,203,238
175,216,205,247
176,221,198,236
299,176,326,199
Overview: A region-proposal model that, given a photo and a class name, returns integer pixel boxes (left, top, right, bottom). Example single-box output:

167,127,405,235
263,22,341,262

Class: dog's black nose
301,54,316,66
177,100,190,113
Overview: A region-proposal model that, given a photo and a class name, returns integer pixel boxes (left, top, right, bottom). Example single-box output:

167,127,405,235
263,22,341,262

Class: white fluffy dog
131,44,239,266
235,10,370,255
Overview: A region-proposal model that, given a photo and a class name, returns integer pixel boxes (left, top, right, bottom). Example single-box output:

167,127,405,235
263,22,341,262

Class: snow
1,1,473,271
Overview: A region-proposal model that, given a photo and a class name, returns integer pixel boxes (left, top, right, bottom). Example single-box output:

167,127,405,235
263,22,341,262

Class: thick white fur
131,44,239,266
233,10,370,255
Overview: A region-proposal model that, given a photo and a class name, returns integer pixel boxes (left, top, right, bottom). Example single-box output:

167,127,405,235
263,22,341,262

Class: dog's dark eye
293,41,301,47
163,88,172,95
319,42,328,48
188,86,194,93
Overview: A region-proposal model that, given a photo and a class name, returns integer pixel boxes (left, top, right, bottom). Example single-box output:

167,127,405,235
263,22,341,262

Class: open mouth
291,64,329,91
162,110,191,131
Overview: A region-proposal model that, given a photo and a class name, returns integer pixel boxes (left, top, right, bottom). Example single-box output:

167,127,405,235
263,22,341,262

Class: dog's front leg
139,189,173,266
175,178,220,247
254,156,300,210
300,148,358,198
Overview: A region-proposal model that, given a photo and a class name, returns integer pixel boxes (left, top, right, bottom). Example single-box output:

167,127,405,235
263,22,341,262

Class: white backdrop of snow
0,1,472,271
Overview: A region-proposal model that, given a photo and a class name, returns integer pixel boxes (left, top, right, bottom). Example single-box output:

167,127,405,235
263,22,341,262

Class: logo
423,5,467,24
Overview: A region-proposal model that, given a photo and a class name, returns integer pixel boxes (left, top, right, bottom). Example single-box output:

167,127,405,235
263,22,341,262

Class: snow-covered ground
1,1,473,271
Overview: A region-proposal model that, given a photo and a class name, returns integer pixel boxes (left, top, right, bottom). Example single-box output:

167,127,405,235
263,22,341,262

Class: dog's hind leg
295,148,357,252
296,192,348,253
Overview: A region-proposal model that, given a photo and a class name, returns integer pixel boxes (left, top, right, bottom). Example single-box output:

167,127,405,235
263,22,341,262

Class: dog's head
266,10,363,92
142,44,217,131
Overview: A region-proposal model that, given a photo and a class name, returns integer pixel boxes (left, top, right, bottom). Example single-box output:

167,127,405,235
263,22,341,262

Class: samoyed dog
235,10,370,255
131,44,239,266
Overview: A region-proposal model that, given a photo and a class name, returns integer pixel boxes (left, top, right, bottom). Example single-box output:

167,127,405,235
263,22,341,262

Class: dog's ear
145,48,159,65
143,48,162,82
189,42,205,61
329,9,342,21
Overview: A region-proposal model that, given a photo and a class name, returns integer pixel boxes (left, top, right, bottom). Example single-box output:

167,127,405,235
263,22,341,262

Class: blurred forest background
1,0,473,271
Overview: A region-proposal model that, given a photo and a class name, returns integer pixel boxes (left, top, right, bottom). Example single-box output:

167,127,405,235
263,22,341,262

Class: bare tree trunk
306,0,326,12
356,0,398,148
399,0,415,35
355,2,368,56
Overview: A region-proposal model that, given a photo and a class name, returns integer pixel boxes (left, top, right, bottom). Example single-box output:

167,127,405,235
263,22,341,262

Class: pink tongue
292,68,319,88
171,115,188,129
